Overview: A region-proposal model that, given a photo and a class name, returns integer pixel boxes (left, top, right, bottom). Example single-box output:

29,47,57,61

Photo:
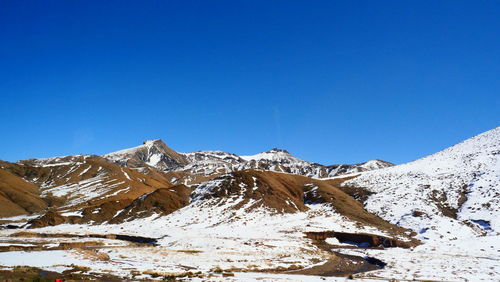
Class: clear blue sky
1,1,499,165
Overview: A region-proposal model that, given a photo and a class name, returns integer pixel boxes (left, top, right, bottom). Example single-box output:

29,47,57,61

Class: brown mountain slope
2,156,179,226
12,156,174,207
0,169,47,217
30,184,193,227
109,184,192,223
193,170,409,236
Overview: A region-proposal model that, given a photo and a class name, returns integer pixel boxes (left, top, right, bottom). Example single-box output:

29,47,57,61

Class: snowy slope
240,148,309,163
344,126,500,241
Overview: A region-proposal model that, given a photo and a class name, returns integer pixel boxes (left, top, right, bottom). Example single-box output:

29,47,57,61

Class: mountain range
1,128,498,235
0,139,394,225
0,126,498,280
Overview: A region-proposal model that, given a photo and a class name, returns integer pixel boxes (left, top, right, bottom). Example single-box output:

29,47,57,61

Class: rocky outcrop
305,231,418,248
28,211,67,228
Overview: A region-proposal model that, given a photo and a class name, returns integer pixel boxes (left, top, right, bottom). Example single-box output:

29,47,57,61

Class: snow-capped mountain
180,150,245,175
343,126,500,241
240,148,309,163
237,148,325,176
104,142,393,178
235,149,390,178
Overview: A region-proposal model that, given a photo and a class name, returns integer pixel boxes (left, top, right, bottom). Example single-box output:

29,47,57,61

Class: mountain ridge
103,141,394,179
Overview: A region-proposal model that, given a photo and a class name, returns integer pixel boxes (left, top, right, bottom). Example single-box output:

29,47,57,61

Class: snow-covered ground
1,193,498,280
344,126,500,241
0,198,394,279
343,235,500,281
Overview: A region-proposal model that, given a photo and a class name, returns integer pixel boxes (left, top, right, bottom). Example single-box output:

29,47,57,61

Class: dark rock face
304,231,418,248
114,234,158,245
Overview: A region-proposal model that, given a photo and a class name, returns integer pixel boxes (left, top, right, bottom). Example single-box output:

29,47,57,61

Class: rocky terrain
0,127,498,280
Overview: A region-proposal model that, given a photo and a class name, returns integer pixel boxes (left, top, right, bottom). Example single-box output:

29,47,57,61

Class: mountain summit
104,139,188,170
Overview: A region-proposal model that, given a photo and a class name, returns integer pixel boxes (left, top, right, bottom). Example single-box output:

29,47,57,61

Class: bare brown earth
0,168,47,217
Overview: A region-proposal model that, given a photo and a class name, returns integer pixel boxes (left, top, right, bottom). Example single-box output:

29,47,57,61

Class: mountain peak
104,139,188,170
143,139,164,145
267,148,290,154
